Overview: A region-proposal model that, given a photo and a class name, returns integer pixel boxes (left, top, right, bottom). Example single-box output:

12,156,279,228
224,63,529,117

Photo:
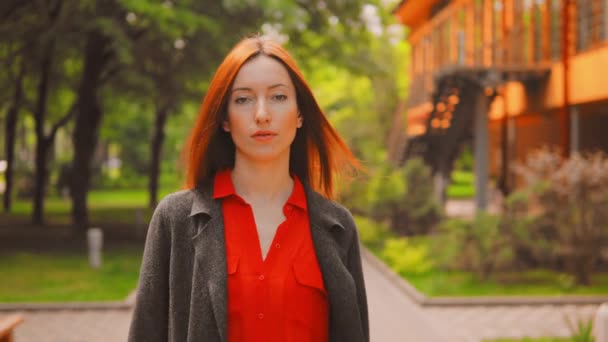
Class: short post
87,227,103,269
594,302,608,342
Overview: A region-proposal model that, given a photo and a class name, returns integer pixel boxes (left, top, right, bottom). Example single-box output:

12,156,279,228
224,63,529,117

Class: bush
435,213,514,280
510,147,608,285
92,167,148,190
354,215,390,250
366,158,442,235
380,236,435,276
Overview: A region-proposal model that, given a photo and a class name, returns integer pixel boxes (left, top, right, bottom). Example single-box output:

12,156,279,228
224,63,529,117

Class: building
391,0,608,209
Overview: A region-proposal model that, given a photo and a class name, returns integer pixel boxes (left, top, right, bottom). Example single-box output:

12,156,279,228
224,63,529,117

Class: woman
128,35,368,342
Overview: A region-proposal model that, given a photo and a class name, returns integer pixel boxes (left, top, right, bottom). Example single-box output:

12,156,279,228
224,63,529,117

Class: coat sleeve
128,199,171,342
345,211,370,342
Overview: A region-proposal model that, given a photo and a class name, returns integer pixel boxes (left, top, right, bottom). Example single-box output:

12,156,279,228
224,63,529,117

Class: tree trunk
3,61,25,213
32,41,54,225
70,31,110,235
148,105,170,208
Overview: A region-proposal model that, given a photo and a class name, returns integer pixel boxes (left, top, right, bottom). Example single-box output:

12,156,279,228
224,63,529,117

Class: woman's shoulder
157,189,194,207
153,189,201,218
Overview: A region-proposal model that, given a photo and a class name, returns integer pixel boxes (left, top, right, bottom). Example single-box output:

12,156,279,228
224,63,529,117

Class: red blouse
214,170,329,342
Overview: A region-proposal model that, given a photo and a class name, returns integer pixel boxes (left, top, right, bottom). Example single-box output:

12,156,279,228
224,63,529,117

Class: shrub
501,190,554,269
366,158,442,235
510,147,608,285
435,213,514,280
354,215,390,250
380,236,435,276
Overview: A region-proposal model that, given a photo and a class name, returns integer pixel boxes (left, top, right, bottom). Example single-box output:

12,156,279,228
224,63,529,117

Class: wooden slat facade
402,0,608,108
393,0,608,196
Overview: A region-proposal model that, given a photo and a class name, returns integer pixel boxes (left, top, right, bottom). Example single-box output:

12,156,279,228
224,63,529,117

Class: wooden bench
0,314,24,342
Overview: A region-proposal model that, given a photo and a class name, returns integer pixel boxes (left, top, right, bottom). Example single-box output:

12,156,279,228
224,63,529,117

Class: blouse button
275,243,281,249
258,313,264,319
258,275,265,281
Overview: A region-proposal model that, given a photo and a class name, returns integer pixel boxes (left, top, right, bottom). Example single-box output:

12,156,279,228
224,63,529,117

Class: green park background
1,2,607,340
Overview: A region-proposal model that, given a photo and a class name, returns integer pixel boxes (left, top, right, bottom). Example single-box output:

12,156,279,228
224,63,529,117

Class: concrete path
425,304,597,341
363,255,447,341
3,254,600,342
4,309,131,342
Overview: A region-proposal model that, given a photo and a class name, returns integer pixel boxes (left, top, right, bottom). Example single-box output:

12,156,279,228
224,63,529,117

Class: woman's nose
255,100,271,123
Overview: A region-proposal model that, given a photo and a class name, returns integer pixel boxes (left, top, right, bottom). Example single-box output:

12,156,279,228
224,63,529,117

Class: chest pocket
286,261,329,338
226,255,241,313
227,255,239,275
292,262,327,297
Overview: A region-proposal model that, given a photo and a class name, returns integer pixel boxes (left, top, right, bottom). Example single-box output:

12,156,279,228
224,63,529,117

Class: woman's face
224,55,302,165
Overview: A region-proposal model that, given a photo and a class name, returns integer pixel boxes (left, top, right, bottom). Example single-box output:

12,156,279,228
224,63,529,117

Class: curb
0,290,137,312
0,301,132,312
360,244,608,307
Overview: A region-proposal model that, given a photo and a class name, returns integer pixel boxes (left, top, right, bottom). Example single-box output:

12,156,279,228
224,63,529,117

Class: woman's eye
272,94,287,101
234,97,250,104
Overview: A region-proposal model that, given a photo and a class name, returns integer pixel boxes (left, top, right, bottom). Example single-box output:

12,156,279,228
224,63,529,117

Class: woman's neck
230,158,293,204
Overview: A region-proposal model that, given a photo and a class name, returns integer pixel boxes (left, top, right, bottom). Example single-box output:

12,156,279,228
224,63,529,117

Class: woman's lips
252,131,277,141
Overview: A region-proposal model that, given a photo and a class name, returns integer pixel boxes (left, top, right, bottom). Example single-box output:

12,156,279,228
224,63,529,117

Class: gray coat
128,181,369,342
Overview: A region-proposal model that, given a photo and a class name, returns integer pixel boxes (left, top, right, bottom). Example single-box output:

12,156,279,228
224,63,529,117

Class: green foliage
446,183,475,198
93,167,148,190
436,213,514,280
354,215,390,250
366,162,407,217
451,170,475,184
357,216,608,297
400,158,443,234
380,237,435,276
2,0,409,230
454,143,474,171
565,317,594,342
355,157,441,235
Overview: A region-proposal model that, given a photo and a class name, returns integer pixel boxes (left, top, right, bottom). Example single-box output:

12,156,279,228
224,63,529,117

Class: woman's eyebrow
231,83,290,93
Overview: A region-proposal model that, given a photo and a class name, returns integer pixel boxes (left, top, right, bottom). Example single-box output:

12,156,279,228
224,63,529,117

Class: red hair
183,35,360,199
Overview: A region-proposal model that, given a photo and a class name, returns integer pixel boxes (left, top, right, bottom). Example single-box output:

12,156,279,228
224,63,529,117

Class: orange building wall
489,45,608,120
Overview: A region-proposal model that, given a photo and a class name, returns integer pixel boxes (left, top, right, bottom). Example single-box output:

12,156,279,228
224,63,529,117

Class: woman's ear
222,120,230,132
297,113,303,128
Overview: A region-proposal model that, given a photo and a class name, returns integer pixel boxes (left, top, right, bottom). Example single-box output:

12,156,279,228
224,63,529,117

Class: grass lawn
2,188,177,226
0,247,142,302
403,269,608,297
0,188,174,302
447,170,475,199
370,235,608,297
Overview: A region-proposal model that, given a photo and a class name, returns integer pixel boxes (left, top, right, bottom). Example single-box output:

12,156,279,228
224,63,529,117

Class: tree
120,1,263,207
1,0,77,221
1,56,25,213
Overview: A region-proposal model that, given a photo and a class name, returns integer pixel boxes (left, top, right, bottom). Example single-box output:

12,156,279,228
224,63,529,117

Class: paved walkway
425,304,597,341
3,254,600,342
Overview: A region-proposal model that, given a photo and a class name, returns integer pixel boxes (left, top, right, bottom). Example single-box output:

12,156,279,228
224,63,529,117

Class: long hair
183,35,360,199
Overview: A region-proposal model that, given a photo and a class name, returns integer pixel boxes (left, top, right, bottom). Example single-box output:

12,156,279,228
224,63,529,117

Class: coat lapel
303,183,347,260
190,185,228,342
304,184,357,342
